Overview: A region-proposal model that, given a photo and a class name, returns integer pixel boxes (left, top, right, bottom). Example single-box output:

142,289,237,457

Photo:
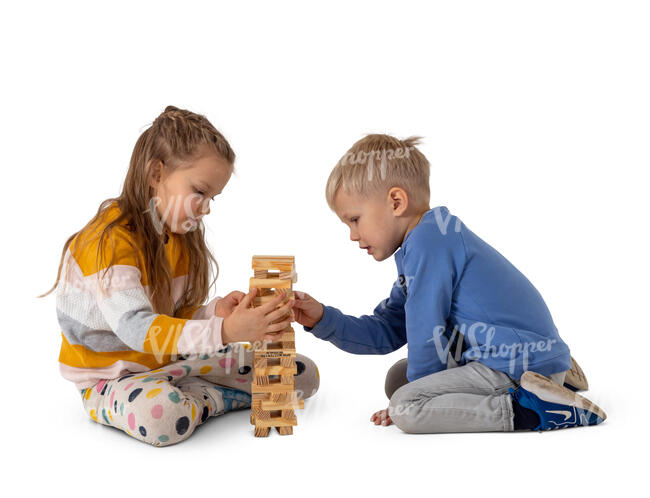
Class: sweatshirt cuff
191,295,222,320
177,314,225,355
303,304,338,339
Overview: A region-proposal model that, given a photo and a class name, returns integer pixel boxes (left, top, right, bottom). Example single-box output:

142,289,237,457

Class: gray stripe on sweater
58,308,132,352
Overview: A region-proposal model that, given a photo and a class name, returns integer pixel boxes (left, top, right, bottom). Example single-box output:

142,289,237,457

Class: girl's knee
294,354,320,400
124,398,199,446
84,378,202,446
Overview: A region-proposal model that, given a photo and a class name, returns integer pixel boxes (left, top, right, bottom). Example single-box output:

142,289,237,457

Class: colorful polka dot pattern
79,349,319,447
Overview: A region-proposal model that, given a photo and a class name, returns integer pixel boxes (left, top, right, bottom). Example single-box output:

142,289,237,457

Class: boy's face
332,188,407,262
149,147,232,234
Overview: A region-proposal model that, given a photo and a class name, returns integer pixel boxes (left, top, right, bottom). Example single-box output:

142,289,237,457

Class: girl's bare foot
370,407,393,426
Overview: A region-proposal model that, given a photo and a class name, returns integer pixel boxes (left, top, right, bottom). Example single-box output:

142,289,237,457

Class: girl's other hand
222,288,294,345
215,290,246,318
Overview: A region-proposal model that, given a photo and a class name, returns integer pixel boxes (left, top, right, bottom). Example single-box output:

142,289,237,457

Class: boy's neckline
399,205,450,248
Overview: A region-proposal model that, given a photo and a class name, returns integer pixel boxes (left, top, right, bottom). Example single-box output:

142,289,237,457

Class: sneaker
509,370,606,431
563,355,589,392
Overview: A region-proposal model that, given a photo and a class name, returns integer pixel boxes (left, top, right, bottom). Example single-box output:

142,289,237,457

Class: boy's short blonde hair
326,134,430,211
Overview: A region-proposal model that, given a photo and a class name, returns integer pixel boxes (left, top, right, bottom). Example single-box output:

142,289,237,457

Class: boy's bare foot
370,407,393,426
564,355,589,392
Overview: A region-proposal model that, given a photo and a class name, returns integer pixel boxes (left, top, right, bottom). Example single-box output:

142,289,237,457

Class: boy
292,134,606,433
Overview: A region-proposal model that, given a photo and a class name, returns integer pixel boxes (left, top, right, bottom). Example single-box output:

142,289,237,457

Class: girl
39,105,320,446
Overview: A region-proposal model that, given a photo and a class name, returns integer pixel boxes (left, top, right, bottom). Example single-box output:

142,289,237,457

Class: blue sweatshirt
304,206,571,382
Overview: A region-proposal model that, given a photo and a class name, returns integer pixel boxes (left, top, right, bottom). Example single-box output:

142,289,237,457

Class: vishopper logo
426,322,558,375
144,326,280,367
144,194,209,234
59,268,143,295
421,206,463,235
339,145,416,182
378,275,414,309
387,400,414,419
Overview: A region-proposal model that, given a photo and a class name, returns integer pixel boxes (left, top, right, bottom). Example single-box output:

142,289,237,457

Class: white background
2,1,648,496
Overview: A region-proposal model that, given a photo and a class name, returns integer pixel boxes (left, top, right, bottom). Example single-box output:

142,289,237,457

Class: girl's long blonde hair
38,105,236,316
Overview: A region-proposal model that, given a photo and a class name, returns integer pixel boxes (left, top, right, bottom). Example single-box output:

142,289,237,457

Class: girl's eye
351,218,359,223
194,188,216,202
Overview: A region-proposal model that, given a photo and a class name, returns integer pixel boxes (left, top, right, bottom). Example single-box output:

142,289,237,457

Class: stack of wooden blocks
249,255,305,437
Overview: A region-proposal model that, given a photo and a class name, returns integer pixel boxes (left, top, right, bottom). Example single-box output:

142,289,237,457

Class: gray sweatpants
385,353,567,433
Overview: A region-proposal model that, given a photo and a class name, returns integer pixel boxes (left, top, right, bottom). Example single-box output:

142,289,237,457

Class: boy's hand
215,290,246,318
370,408,393,426
221,288,294,345
292,290,324,328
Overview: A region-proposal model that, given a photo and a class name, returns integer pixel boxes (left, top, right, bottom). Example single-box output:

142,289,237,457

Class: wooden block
251,381,296,394
252,256,295,272
261,393,304,410
252,293,294,307
254,375,269,385
280,356,295,368
253,415,297,428
249,277,292,289
253,350,295,359
254,426,270,437
258,364,297,376
264,330,295,342
262,344,296,354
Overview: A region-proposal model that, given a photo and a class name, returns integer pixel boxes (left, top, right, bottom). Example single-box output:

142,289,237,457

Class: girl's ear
146,159,165,188
388,187,409,216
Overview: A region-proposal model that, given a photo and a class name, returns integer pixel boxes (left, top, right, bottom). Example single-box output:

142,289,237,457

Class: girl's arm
61,226,227,357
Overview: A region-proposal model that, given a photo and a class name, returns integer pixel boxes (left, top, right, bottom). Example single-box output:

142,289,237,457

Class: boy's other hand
292,290,324,328
370,408,393,426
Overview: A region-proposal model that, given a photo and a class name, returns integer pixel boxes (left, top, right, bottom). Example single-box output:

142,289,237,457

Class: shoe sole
520,371,607,422
564,355,589,391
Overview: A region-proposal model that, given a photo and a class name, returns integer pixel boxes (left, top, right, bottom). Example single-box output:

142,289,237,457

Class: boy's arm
303,279,407,354
402,226,465,382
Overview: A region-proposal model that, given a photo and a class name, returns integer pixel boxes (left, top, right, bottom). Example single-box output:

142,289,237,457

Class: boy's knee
388,385,421,433
385,358,408,399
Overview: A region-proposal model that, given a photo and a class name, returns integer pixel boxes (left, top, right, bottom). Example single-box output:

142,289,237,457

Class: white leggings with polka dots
79,345,320,446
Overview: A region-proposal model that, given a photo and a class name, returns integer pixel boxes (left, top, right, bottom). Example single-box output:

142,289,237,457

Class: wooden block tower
249,255,304,437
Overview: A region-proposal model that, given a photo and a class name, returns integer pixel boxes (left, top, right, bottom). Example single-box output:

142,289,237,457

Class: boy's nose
349,231,359,242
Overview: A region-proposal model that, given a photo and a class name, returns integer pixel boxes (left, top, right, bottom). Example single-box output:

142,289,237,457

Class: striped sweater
56,201,225,389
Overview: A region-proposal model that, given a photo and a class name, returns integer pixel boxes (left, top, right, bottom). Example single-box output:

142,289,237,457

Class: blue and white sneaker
509,371,607,431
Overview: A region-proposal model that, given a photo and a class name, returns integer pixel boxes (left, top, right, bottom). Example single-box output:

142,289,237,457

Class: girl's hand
215,290,246,318
221,288,294,345
292,290,324,328
370,407,393,426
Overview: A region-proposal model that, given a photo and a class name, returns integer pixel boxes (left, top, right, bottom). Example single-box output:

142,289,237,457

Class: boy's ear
387,187,409,216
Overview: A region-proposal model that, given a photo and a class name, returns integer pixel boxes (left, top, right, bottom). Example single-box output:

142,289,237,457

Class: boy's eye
351,217,358,223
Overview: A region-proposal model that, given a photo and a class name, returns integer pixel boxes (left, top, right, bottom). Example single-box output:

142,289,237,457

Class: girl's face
149,148,232,234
